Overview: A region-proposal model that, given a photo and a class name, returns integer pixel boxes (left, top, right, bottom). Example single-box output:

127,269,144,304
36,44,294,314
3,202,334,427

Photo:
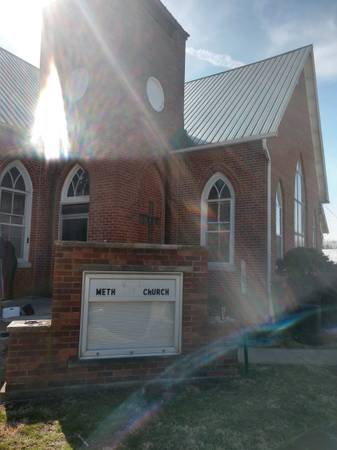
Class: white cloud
186,47,244,70
310,41,337,80
255,3,337,80
0,1,41,65
267,20,337,79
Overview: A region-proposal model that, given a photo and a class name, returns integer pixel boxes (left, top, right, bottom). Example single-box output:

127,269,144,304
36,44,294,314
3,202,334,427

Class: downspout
262,138,274,320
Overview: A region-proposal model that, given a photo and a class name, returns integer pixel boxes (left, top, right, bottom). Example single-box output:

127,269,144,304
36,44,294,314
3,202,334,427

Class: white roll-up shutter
79,272,183,359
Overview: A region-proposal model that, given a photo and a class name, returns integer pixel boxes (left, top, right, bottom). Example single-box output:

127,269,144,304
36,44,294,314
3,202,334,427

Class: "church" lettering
143,288,170,296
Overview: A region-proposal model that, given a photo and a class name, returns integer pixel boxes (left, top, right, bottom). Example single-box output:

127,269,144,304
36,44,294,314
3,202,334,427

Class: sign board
79,272,183,360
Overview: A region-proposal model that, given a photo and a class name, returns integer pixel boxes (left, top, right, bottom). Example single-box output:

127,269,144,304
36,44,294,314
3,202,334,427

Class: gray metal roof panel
0,47,39,131
184,46,311,146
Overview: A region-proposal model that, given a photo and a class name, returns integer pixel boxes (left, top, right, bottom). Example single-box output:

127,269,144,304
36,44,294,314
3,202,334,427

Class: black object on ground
22,304,35,316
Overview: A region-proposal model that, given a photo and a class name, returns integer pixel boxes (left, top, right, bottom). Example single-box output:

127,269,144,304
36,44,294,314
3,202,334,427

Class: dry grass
1,365,337,449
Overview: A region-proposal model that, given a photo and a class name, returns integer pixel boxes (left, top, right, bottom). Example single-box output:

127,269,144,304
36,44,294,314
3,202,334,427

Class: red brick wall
41,0,187,159
5,241,208,393
0,157,56,297
0,154,166,298
52,158,166,244
167,142,269,323
269,72,323,266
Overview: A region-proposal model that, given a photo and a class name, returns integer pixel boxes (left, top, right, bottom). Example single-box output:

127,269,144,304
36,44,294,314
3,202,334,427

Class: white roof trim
171,132,277,155
303,52,329,203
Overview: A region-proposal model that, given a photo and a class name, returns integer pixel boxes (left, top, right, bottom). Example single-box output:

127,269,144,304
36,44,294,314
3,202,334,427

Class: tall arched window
201,173,235,268
294,161,306,247
275,182,283,259
60,165,89,241
0,161,32,261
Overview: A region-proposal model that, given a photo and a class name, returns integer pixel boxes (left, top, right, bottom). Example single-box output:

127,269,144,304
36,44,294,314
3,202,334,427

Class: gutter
171,132,277,155
262,138,274,321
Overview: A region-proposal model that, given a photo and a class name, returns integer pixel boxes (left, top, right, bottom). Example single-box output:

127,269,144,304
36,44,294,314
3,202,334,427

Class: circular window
66,68,89,102
146,77,165,112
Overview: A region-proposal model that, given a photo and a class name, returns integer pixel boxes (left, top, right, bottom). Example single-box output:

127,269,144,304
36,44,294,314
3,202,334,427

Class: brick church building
0,0,330,393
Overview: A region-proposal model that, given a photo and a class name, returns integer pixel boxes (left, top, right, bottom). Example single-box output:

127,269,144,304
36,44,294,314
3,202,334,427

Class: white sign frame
79,271,183,360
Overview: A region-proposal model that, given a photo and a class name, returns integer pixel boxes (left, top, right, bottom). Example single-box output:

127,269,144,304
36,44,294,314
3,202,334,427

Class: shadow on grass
2,386,136,449
2,376,243,449
3,365,337,450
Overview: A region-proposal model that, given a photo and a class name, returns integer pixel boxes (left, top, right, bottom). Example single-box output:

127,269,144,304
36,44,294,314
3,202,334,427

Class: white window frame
61,164,89,205
294,161,306,247
275,182,284,259
0,161,33,265
200,172,235,271
79,271,183,360
60,164,89,240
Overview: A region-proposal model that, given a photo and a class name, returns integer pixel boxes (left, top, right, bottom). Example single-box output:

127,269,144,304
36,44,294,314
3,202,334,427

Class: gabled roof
0,43,328,203
0,47,39,131
182,45,329,203
184,46,311,146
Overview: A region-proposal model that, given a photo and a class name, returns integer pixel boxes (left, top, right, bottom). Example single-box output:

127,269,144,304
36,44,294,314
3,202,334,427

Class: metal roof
0,47,39,131
184,45,311,146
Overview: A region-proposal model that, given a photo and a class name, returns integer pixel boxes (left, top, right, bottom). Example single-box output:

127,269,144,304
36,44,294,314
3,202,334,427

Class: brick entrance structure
4,242,208,395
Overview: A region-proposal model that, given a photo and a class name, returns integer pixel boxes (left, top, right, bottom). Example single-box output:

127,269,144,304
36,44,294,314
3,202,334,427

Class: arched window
201,173,235,267
275,182,283,259
0,161,32,261
294,161,306,247
60,165,89,241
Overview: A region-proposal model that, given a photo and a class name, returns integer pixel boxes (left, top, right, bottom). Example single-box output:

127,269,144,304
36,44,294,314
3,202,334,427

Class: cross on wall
139,201,160,243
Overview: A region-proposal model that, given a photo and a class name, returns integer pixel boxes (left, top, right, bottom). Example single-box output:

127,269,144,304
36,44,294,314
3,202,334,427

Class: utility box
2,306,20,320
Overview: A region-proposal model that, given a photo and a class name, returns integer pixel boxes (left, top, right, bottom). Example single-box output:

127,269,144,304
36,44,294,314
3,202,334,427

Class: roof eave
171,132,277,155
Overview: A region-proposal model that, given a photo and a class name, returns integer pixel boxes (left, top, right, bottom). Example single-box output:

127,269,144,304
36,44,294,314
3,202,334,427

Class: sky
0,0,336,240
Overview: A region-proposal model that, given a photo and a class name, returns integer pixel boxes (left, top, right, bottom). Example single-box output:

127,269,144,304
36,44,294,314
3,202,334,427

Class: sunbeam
31,59,70,160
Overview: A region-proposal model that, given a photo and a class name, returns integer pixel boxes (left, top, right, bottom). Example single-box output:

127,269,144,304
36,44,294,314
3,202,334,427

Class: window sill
17,261,32,269
208,262,235,272
68,353,178,367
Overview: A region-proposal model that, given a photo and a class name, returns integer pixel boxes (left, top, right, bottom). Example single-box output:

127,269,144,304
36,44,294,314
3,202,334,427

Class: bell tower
40,0,189,158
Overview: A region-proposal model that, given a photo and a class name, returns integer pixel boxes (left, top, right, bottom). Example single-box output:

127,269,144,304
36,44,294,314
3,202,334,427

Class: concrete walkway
281,425,337,449
238,347,337,366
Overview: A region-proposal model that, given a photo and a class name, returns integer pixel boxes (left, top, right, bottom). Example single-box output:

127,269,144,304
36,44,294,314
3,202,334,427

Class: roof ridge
155,0,189,37
0,46,39,71
185,44,312,84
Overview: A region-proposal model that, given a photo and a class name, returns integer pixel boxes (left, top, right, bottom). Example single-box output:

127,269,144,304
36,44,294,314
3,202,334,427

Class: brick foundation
4,241,209,394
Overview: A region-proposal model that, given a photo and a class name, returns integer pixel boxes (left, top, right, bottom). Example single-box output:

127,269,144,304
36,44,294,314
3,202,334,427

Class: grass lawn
1,365,337,449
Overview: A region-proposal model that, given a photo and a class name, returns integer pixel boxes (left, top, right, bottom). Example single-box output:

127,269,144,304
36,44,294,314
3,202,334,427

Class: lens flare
31,60,70,160
84,306,335,448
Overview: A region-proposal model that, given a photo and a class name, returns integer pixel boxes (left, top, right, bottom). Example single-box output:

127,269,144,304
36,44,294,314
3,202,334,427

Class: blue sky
0,0,336,239
163,0,337,241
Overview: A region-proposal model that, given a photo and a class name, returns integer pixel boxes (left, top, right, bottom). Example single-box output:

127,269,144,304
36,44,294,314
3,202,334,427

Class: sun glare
27,0,70,161
32,60,70,160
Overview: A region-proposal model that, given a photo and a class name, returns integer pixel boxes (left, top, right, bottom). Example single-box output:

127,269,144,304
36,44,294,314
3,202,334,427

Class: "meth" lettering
96,288,116,296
